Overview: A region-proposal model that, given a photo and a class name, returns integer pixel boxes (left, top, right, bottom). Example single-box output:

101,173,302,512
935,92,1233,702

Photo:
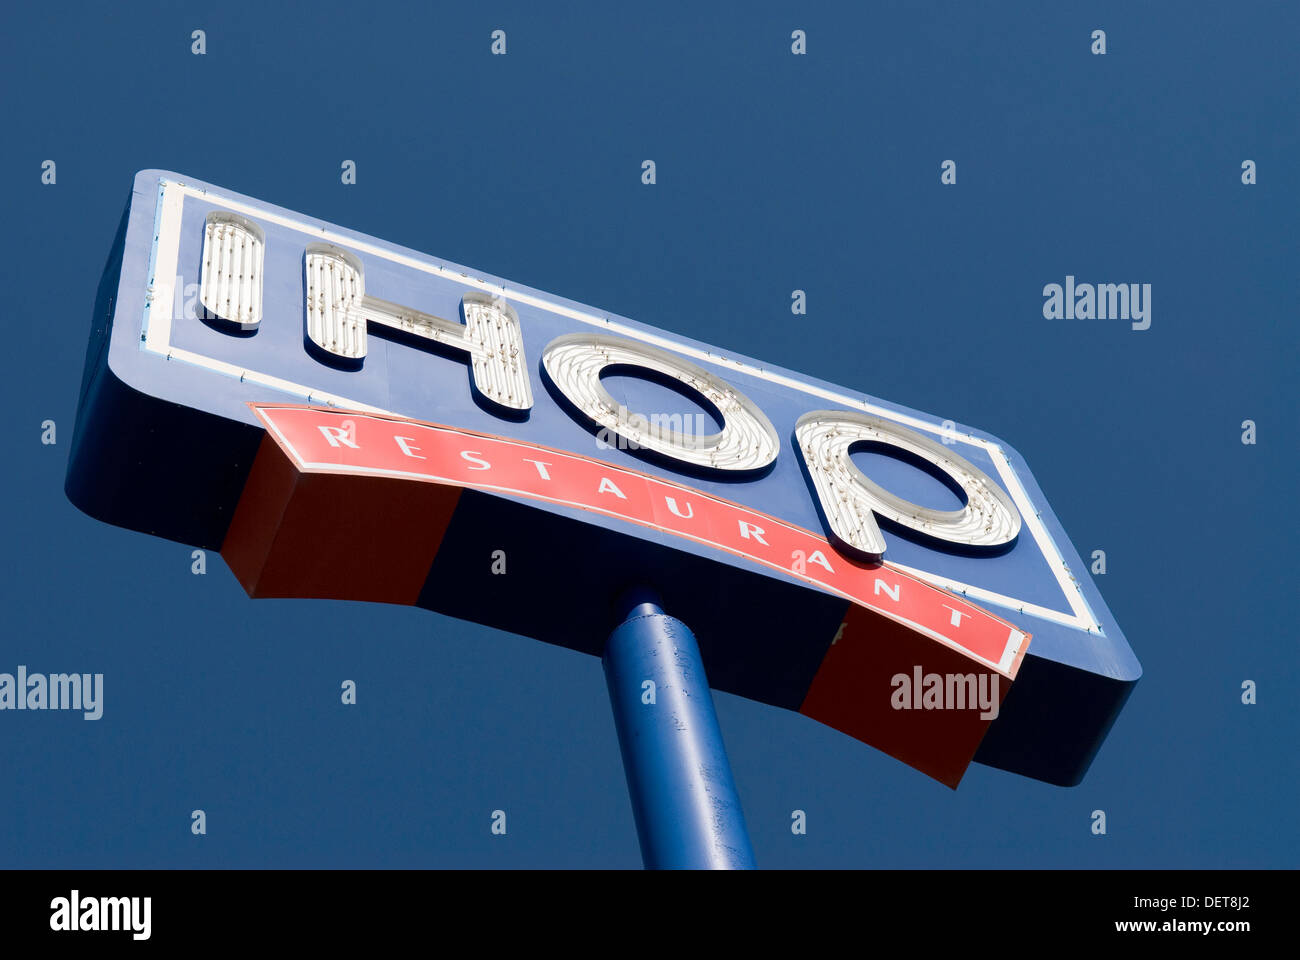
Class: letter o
542,333,779,473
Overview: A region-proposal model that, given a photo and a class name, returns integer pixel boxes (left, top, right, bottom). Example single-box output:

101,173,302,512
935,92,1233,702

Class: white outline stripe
141,177,1101,634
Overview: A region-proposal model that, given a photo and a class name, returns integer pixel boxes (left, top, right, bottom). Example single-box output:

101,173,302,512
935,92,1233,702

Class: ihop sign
67,171,1140,788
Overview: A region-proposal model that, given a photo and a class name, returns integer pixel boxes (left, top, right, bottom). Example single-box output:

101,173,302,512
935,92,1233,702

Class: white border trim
141,177,1102,634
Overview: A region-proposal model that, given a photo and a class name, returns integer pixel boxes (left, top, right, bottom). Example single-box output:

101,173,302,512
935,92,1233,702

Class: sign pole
602,589,757,869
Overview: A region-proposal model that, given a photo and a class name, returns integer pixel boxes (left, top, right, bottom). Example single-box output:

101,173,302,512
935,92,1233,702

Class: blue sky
0,1,1296,868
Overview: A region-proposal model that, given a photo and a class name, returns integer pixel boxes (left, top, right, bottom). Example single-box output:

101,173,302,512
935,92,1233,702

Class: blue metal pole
603,589,757,869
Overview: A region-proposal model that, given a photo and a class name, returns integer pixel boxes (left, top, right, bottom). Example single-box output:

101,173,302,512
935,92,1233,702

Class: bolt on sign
67,171,1140,789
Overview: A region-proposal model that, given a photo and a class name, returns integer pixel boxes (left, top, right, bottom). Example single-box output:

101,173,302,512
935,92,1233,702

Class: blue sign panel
67,171,1140,787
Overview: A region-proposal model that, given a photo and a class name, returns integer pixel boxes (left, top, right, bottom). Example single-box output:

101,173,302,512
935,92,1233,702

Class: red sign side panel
799,603,1012,788
222,433,461,605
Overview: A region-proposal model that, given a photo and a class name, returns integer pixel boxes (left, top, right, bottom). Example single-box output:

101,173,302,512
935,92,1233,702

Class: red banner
251,404,1029,679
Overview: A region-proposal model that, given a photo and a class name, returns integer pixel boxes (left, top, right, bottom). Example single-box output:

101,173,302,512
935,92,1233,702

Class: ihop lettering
197,223,1021,564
